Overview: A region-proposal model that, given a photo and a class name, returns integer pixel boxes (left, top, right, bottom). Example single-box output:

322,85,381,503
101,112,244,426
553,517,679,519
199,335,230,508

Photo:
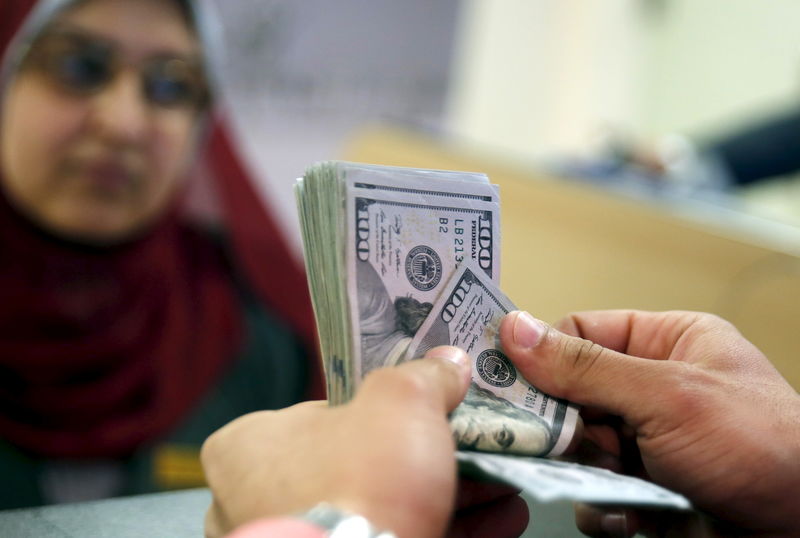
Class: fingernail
600,511,628,537
512,311,546,348
425,345,468,368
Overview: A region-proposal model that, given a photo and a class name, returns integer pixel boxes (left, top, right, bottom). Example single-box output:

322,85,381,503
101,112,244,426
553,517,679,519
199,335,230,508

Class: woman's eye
145,59,206,108
147,76,189,105
57,51,109,89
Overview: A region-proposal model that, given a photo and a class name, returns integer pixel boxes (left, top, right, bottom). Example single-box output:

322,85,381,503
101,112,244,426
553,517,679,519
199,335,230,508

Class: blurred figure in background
0,0,321,508
633,105,800,192
554,102,800,201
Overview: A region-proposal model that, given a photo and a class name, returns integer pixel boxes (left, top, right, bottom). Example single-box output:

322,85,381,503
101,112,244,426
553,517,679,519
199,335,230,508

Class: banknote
405,263,579,457
457,451,692,509
346,188,500,383
296,161,501,404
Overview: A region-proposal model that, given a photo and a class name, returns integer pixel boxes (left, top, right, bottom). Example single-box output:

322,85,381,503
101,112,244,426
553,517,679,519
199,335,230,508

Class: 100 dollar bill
345,187,500,392
405,263,579,457
458,451,691,509
298,162,501,405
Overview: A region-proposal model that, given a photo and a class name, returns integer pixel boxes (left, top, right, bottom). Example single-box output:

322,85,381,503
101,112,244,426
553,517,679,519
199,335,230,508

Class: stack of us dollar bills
295,161,690,509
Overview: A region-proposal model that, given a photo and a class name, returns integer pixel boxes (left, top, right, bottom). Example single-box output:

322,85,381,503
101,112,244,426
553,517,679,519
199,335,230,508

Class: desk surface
0,489,583,537
0,488,210,538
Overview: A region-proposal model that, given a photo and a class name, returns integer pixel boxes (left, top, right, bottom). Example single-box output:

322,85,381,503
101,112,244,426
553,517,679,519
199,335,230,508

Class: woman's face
0,0,206,244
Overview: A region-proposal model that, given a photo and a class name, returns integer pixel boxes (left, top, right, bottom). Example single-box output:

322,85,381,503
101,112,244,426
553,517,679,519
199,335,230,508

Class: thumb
500,311,673,424
358,346,471,415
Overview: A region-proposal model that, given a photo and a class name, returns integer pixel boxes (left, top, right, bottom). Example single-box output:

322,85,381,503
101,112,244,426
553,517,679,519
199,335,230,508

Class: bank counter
0,488,584,537
0,488,210,537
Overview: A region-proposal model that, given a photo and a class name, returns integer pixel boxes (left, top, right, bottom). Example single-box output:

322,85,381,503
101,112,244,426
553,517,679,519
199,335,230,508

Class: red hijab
0,0,321,458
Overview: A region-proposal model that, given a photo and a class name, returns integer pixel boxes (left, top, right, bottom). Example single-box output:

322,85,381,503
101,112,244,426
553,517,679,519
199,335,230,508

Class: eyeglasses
21,27,209,110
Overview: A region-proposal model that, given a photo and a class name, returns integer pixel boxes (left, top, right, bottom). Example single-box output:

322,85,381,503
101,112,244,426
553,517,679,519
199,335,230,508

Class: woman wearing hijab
0,0,321,508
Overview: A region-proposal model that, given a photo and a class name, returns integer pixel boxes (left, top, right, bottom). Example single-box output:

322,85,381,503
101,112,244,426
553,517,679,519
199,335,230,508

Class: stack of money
296,161,576,455
296,162,498,402
296,161,691,508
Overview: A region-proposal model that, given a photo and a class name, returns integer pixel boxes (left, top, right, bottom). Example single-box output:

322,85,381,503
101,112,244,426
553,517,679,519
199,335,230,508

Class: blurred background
214,0,800,239
214,0,800,387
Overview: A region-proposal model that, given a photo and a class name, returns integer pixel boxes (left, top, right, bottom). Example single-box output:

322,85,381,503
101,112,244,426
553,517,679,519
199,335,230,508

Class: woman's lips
82,160,137,195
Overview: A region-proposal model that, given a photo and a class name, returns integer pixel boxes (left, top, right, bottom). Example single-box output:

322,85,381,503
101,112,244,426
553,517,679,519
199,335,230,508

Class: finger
204,501,230,538
574,503,638,538
552,310,638,350
358,345,471,414
294,400,328,409
500,311,675,422
553,310,702,359
447,494,529,538
576,504,713,538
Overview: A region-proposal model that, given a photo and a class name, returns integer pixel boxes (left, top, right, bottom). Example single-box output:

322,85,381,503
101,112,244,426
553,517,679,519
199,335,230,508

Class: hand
201,346,527,538
499,310,800,537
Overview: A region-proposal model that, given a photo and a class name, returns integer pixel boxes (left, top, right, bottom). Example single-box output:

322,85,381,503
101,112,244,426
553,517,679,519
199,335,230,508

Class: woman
0,0,321,508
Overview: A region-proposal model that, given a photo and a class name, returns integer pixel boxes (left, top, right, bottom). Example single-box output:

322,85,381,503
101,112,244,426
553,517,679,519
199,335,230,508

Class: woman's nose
88,69,149,145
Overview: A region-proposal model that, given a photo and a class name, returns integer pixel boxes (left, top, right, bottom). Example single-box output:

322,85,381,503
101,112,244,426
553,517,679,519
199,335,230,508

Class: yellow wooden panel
342,126,800,388
153,444,205,489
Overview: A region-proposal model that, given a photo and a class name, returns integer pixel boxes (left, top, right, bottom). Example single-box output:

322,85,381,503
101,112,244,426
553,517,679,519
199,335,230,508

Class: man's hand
500,310,800,537
202,346,527,538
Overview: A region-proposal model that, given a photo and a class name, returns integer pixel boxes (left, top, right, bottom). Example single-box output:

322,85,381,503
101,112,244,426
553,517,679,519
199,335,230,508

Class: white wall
212,0,460,249
643,0,800,137
447,0,646,159
447,0,800,156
